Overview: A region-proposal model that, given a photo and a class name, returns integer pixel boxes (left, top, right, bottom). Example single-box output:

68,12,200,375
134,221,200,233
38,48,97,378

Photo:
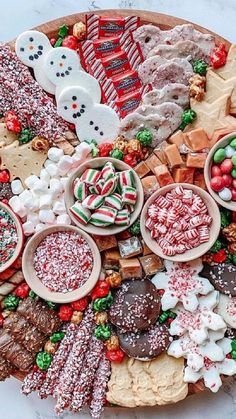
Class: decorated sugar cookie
15,30,55,94
57,86,120,143
44,47,101,103
216,293,236,328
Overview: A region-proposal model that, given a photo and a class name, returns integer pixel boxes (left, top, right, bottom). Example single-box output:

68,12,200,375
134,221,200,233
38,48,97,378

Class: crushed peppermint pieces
0,206,18,268
33,231,93,293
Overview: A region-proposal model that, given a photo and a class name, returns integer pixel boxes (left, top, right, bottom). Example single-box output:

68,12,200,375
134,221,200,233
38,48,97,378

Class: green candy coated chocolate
231,350,236,359
58,24,69,38
231,168,236,178
36,351,52,370
129,218,140,236
93,292,113,312
94,324,111,340
19,128,34,145
232,154,236,166
50,331,65,343
136,129,153,147
3,294,20,310
230,138,236,149
213,148,226,163
210,239,223,253
179,109,197,130
29,290,36,299
192,59,208,76
231,340,236,350
109,149,124,160
47,301,58,310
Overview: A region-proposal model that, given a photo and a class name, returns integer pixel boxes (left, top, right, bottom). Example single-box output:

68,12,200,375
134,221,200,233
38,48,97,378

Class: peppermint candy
101,176,118,196
122,186,137,205
90,206,117,226
118,169,134,190
115,208,130,226
80,169,101,185
82,194,104,210
73,180,88,202
101,161,116,180
70,202,91,225
104,193,122,210
89,179,105,195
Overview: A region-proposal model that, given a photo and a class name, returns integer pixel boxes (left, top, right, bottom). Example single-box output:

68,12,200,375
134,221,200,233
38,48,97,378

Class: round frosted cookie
117,323,172,360
216,294,236,328
109,280,160,332
201,263,236,297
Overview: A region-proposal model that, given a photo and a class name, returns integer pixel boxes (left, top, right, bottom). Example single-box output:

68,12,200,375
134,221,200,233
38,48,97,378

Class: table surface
1,0,236,418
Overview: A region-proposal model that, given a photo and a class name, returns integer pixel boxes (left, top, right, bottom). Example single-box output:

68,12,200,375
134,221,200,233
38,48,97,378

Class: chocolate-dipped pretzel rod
0,356,14,381
0,329,34,371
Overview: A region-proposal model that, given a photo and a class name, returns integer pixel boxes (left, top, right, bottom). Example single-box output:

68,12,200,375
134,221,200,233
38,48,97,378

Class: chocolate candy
117,322,171,360
201,263,236,297
109,280,161,332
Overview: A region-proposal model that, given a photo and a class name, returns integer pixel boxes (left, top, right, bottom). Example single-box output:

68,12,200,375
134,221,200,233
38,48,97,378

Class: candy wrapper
86,14,140,40
111,85,152,118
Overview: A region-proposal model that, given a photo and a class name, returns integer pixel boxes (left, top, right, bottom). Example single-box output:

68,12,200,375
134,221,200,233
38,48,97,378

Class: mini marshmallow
9,196,27,218
32,180,48,195
48,147,64,163
39,209,55,224
39,194,53,209
27,213,40,226
60,177,68,190
44,159,53,168
40,168,51,184
58,155,74,175
22,221,35,236
56,214,71,225
72,154,84,168
75,142,91,158
35,223,46,233
52,200,66,215
67,168,76,177
24,175,39,189
24,196,39,212
45,163,59,178
49,178,63,198
19,189,33,204
11,179,24,195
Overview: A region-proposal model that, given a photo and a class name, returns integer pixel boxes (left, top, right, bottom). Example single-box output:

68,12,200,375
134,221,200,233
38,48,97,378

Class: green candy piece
231,254,236,266
54,37,63,48
3,294,20,311
29,290,37,299
19,128,34,145
231,350,236,359
109,148,124,160
46,301,58,310
230,138,236,149
36,351,52,370
159,311,169,323
136,129,153,147
50,331,65,343
129,218,140,236
93,292,113,312
179,109,197,130
168,311,177,319
220,209,231,228
231,168,236,178
210,239,223,253
192,59,208,76
213,148,226,163
94,324,111,340
232,154,236,166
231,340,236,351
58,24,69,38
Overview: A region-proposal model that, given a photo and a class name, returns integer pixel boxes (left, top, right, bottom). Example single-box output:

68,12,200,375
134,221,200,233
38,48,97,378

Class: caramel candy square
154,164,174,187
186,153,207,168
173,167,195,183
164,144,184,167
103,249,121,270
145,154,162,173
169,130,186,146
134,161,150,178
141,240,152,256
119,258,142,279
118,237,143,259
92,234,117,251
194,170,207,190
139,254,164,276
185,128,210,151
141,176,159,198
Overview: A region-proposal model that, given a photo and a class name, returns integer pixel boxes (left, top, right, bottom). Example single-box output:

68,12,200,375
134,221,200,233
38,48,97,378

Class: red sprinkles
33,231,93,293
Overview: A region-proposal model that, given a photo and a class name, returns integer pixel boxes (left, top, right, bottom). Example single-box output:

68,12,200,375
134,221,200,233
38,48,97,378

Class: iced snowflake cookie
170,291,226,344
216,293,236,328
151,259,214,312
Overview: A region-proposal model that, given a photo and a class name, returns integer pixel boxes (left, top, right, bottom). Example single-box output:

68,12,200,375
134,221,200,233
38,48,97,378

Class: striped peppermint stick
89,354,111,419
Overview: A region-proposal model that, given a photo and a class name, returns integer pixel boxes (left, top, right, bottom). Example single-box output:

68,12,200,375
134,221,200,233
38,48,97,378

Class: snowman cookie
57,86,120,143
15,30,55,94
44,47,101,103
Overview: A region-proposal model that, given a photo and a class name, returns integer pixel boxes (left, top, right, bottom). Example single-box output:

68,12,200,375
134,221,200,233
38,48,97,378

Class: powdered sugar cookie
151,259,214,312
216,293,236,328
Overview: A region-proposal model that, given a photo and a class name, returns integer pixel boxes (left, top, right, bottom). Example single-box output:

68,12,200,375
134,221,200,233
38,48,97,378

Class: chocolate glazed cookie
109,279,161,332
201,263,236,297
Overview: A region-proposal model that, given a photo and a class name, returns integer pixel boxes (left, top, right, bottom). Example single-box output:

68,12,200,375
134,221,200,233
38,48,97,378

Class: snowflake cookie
170,291,226,344
151,258,214,312
216,293,236,328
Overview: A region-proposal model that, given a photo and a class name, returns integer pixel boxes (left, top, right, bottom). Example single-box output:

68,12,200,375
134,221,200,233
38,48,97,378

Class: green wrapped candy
179,109,197,130
129,218,140,236
36,351,52,370
230,138,236,149
192,59,208,76
109,149,124,160
136,129,153,147
231,340,236,351
168,311,177,319
220,209,231,228
159,311,169,323
47,301,58,310
93,292,113,312
3,294,20,311
213,148,226,163
29,290,37,299
210,239,223,253
50,331,65,343
58,24,69,38
94,324,111,340
19,128,34,145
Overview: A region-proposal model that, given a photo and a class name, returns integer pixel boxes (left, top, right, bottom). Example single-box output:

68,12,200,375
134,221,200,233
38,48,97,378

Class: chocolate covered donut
109,279,160,332
117,323,172,360
201,263,236,297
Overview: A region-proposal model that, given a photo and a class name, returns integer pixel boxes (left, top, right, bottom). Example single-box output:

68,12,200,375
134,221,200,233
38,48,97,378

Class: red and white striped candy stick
89,354,111,419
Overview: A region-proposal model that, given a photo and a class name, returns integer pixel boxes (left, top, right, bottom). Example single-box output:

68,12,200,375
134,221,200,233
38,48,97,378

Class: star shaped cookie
215,44,236,80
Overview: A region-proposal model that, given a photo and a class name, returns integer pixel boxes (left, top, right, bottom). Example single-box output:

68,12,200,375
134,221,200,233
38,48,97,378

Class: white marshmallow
56,214,71,225
40,168,51,184
22,221,35,236
72,154,84,168
32,180,48,195
19,189,33,204
58,155,74,175
27,213,39,226
48,147,64,163
52,200,66,215
35,223,46,233
24,196,39,212
60,177,69,190
39,194,53,209
11,179,24,195
39,209,55,224
45,163,59,178
9,196,27,218
44,159,53,168
67,168,76,177
49,178,63,195
75,142,91,158
24,175,39,189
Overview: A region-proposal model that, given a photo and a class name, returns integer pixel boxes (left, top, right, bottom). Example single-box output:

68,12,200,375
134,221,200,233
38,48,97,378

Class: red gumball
211,165,222,177
210,176,224,192
220,159,233,174
232,189,236,201
62,35,78,50
232,179,236,189
222,174,232,187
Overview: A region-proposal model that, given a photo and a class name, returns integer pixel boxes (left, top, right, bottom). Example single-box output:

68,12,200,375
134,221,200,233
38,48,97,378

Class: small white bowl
22,225,101,303
65,157,144,236
140,183,221,262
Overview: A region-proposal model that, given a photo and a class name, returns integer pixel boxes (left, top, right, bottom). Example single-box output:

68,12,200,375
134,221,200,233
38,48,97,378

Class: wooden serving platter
8,7,232,402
